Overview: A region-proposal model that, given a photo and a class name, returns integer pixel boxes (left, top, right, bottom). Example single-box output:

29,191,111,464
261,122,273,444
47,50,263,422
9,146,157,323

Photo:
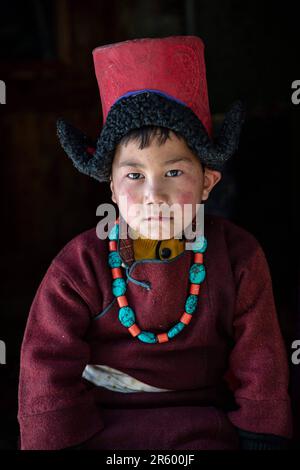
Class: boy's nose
144,184,169,206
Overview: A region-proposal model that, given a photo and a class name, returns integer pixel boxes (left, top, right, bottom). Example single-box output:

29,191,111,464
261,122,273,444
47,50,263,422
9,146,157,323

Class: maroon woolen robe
18,214,293,450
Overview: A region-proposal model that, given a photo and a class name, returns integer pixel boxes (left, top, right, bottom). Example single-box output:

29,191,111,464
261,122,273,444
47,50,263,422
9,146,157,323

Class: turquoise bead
189,263,206,284
168,322,185,339
112,278,126,296
108,223,119,241
185,294,198,314
192,236,207,253
119,306,135,327
138,331,158,343
108,251,122,268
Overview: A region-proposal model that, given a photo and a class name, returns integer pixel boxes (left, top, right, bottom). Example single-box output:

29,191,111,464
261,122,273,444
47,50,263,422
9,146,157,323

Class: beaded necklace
108,218,207,344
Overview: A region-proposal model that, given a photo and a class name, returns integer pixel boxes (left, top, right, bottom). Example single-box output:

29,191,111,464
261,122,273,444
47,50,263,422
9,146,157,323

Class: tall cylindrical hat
57,36,245,182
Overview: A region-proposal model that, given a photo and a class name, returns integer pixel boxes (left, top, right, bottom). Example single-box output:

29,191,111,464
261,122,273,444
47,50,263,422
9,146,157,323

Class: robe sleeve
18,260,104,450
225,238,293,438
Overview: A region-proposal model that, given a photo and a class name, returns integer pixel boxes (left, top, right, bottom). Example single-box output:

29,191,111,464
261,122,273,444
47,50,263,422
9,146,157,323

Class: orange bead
190,283,200,295
117,295,128,307
111,267,122,279
109,241,117,251
157,332,169,343
128,324,141,337
180,312,193,325
194,253,203,264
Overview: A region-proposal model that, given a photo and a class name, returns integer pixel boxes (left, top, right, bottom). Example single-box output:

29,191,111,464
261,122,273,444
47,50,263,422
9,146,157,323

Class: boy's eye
166,169,183,177
126,169,183,180
127,172,143,180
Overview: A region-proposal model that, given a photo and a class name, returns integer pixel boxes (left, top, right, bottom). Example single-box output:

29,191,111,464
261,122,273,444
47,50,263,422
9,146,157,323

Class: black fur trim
56,92,245,182
56,118,98,178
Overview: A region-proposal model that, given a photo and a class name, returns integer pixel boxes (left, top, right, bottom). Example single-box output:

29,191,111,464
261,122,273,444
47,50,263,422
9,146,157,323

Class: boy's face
110,131,221,240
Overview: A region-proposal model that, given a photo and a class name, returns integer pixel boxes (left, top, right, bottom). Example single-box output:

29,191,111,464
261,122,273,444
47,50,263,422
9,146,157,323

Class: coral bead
128,324,141,337
109,241,117,251
180,312,193,325
117,295,128,307
190,284,200,295
194,253,203,264
111,267,122,279
157,333,169,343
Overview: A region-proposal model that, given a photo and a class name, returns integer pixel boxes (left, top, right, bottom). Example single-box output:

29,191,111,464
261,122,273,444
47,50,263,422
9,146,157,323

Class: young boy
18,36,292,450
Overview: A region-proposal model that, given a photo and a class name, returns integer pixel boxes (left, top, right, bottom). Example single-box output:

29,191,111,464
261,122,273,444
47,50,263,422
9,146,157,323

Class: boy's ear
201,169,222,201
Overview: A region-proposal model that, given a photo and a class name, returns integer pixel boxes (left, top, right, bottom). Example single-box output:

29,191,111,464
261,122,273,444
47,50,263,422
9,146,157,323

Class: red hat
93,36,212,137
57,36,245,182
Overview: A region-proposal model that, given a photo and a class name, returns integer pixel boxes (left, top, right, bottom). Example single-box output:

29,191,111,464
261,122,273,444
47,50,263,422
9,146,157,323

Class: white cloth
82,364,173,393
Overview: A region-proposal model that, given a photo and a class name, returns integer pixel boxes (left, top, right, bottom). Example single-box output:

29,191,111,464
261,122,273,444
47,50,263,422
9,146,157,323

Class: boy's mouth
146,216,174,221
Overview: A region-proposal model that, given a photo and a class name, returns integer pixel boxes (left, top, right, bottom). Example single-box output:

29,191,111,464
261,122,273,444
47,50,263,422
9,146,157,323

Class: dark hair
113,125,204,173
117,125,183,149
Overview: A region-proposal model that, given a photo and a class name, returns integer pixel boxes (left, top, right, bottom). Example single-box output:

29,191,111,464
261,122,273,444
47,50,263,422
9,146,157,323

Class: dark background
0,0,299,449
